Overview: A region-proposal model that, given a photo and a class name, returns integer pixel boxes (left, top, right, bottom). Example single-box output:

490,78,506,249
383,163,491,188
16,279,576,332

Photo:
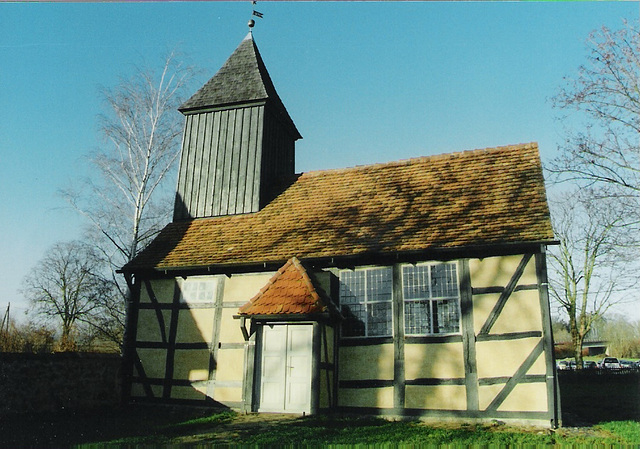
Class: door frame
252,321,321,414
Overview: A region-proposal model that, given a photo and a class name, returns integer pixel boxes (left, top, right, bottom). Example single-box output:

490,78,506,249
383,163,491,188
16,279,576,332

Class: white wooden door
259,324,312,413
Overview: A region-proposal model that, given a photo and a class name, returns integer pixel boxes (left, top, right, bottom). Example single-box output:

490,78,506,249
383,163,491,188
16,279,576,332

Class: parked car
557,360,571,370
599,357,622,369
619,359,634,369
583,360,597,369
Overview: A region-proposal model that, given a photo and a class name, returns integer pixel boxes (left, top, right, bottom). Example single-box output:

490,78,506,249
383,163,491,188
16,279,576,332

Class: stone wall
0,352,122,415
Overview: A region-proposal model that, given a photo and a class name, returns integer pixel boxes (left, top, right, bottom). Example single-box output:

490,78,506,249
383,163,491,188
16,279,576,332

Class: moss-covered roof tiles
123,143,554,272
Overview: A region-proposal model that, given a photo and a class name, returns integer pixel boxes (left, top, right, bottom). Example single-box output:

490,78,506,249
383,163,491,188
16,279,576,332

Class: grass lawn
1,407,640,449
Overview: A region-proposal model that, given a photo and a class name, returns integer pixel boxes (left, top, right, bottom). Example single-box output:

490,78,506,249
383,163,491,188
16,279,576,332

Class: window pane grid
339,267,392,338
403,263,461,336
366,268,392,303
368,302,392,336
404,300,431,335
339,270,364,305
431,263,459,298
179,278,218,303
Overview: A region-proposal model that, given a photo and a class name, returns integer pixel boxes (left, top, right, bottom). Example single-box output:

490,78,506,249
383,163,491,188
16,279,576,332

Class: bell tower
173,33,301,220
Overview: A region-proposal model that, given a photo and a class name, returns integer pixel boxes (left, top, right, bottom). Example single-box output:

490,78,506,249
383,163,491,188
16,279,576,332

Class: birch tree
64,52,197,344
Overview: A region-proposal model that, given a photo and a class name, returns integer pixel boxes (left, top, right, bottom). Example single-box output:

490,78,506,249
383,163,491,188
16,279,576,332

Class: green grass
209,415,640,448
96,412,640,448
2,407,639,448
234,417,553,447
596,421,640,443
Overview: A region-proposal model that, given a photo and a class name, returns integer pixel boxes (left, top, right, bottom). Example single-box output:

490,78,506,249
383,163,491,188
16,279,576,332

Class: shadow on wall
127,273,234,409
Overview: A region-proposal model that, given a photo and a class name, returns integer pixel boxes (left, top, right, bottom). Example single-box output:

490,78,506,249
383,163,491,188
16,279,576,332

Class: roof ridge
299,142,538,178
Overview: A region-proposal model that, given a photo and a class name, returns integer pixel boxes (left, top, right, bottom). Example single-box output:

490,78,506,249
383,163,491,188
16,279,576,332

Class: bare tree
547,191,634,368
64,52,197,344
22,241,111,351
550,21,640,233
597,314,640,358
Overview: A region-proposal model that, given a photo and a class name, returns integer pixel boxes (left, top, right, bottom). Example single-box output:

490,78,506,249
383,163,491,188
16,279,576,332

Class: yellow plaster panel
404,343,464,380
215,348,245,382
136,310,171,342
130,383,162,399
175,309,215,343
136,348,167,379
219,308,245,343
490,290,542,334
187,369,209,382
339,344,394,381
171,385,208,401
469,255,536,289
498,383,548,412
322,327,335,364
472,293,498,334
312,270,332,298
130,383,145,397
405,385,467,410
214,387,243,403
192,380,212,397
476,339,546,379
338,387,394,408
141,279,176,303
223,273,275,303
319,370,333,409
478,384,503,410
172,349,211,380
478,383,548,412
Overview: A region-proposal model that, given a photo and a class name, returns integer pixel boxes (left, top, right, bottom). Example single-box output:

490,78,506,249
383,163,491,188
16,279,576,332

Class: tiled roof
238,257,329,316
123,143,554,272
178,33,301,139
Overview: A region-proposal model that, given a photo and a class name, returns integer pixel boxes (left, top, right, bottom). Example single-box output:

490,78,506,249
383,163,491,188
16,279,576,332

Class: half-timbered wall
318,324,336,410
469,254,551,415
127,251,556,425
336,252,557,426
130,272,273,408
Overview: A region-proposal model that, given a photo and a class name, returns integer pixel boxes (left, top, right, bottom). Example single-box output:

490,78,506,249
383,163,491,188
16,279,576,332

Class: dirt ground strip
168,412,611,445
172,413,302,444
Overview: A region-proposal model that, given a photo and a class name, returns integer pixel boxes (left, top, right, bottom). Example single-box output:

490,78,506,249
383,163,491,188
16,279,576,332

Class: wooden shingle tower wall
173,33,301,220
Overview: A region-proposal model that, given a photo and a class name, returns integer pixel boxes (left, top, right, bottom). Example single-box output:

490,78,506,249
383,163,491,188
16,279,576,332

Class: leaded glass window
339,267,392,337
178,277,218,303
402,263,460,335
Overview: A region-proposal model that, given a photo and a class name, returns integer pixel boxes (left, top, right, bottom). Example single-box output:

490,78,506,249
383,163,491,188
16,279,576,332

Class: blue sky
1,1,638,323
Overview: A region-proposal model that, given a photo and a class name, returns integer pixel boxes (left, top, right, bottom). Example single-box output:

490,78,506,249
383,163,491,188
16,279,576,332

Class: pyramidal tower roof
179,33,301,139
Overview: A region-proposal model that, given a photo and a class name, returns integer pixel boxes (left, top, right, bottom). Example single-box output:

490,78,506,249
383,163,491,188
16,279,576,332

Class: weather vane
248,1,264,30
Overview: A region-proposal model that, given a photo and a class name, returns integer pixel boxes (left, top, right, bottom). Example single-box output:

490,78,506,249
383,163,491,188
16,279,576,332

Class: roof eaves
178,99,268,115
120,239,558,275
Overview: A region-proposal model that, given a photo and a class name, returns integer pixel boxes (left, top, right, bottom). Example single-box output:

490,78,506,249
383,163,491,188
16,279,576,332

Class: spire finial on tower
249,1,263,31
